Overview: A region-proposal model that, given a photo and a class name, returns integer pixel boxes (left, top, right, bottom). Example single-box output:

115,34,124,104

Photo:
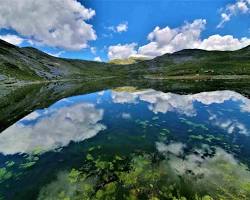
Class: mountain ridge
0,39,250,83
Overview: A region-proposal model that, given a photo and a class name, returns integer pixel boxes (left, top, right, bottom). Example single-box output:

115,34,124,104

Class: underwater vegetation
37,143,250,200
1,89,250,199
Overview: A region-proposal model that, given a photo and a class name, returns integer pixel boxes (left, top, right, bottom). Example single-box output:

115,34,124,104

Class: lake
1,86,250,200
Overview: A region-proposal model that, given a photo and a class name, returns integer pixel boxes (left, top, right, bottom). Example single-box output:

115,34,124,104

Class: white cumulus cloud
199,34,250,51
116,22,128,33
0,34,24,45
217,0,250,28
108,19,250,59
107,22,128,33
108,43,137,60
0,0,96,50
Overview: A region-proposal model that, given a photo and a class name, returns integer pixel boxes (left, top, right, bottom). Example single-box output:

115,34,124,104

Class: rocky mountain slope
0,39,250,83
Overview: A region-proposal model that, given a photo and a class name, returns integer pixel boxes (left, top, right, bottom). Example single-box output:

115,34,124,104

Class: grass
1,39,250,84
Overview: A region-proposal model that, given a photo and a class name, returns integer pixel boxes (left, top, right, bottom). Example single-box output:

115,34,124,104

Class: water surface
1,87,250,200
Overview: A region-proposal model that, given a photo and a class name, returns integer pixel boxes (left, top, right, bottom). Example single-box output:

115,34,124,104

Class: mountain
134,46,250,77
0,39,127,83
0,39,250,84
109,56,150,65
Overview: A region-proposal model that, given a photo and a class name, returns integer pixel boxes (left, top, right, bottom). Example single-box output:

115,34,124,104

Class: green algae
95,182,117,200
189,134,204,140
36,149,250,200
88,147,96,152
152,116,159,120
0,167,13,183
115,155,123,161
32,147,44,155
20,161,36,169
68,168,81,184
86,153,94,161
180,117,208,131
2,88,250,200
38,170,96,200
19,154,40,169
94,159,114,171
5,161,15,168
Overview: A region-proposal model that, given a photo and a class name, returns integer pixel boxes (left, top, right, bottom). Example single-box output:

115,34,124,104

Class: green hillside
109,56,150,65
135,47,250,78
0,39,127,83
0,39,250,84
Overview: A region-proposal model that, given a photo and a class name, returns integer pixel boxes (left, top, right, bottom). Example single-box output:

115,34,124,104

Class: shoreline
144,75,250,80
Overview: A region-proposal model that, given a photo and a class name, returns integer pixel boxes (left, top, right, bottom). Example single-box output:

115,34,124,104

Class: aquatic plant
0,167,12,183
38,152,224,200
156,142,250,199
5,161,15,168
19,154,39,169
180,117,208,131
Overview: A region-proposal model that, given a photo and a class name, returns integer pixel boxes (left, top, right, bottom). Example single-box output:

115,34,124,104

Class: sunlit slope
109,56,150,65
0,39,250,82
0,39,123,82
135,46,250,77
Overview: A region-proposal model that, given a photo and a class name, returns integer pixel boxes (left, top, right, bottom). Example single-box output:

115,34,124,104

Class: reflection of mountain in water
1,88,250,199
1,88,250,155
112,89,250,116
112,89,250,136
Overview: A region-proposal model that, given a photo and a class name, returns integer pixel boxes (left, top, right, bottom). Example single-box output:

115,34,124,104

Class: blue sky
0,0,249,62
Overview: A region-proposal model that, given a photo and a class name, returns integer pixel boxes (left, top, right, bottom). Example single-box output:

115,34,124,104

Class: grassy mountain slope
0,39,250,83
0,39,129,83
135,47,250,78
109,56,150,65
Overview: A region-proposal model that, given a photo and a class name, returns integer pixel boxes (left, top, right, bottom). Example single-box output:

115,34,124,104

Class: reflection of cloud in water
121,113,131,119
111,89,250,116
157,142,236,176
23,111,41,120
156,142,185,156
111,91,138,104
209,112,248,135
0,103,105,155
156,142,250,197
97,91,105,96
139,90,195,116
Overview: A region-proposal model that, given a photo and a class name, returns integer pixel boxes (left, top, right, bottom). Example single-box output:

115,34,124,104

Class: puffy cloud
0,103,105,155
199,34,250,51
217,0,250,28
94,56,102,62
138,19,250,57
0,34,24,45
108,43,137,60
107,22,128,33
116,22,128,33
138,19,206,57
109,19,250,59
0,0,96,50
